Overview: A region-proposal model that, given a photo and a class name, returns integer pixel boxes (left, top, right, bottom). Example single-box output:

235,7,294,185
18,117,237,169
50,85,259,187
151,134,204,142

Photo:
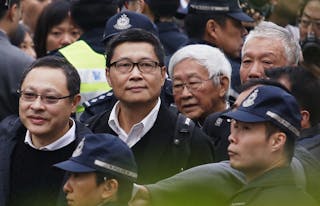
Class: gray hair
243,21,301,65
168,44,232,84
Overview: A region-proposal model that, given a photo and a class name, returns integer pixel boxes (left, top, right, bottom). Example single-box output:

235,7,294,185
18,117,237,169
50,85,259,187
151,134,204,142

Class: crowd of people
0,0,320,206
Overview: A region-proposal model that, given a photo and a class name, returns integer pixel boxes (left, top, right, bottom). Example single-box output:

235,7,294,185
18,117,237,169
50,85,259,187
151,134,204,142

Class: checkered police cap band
94,160,138,179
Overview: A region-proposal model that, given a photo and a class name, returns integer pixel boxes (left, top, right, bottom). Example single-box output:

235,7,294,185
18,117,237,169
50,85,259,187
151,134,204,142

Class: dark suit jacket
0,115,92,206
87,103,215,184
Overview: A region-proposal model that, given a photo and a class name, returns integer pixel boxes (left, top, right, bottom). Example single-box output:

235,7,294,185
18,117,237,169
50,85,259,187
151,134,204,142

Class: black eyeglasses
17,90,74,104
109,59,160,74
172,78,213,94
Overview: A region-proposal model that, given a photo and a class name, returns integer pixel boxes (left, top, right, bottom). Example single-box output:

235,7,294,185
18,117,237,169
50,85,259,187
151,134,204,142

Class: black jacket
87,103,215,184
0,115,92,206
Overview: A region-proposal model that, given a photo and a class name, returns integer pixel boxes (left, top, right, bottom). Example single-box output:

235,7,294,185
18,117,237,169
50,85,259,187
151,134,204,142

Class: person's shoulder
0,41,34,65
203,110,231,134
0,115,24,140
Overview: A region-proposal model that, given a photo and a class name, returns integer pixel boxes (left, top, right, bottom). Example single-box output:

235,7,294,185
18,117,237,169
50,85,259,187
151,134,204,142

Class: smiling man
0,56,92,206
87,28,215,184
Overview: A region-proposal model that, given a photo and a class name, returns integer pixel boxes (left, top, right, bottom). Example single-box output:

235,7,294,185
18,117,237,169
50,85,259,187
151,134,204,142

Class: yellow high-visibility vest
59,40,111,114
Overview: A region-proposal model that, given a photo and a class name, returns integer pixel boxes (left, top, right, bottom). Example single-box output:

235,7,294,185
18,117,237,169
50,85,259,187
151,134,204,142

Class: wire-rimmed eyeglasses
17,90,74,104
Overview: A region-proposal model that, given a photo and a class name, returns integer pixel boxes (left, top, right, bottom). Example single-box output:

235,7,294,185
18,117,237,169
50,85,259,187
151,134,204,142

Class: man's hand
129,184,152,206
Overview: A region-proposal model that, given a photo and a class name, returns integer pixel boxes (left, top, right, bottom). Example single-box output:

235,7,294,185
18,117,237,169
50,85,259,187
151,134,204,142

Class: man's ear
300,110,310,129
71,94,81,113
270,132,286,152
160,66,166,87
7,3,19,22
205,19,220,42
106,68,113,88
101,179,119,200
218,76,230,98
129,184,151,206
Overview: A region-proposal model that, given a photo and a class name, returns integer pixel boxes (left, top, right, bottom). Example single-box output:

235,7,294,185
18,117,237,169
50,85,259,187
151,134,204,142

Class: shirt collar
108,98,161,147
24,118,76,151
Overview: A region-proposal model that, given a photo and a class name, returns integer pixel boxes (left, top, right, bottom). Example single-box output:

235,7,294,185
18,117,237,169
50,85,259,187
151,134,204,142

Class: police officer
184,0,253,95
54,133,137,206
224,85,318,206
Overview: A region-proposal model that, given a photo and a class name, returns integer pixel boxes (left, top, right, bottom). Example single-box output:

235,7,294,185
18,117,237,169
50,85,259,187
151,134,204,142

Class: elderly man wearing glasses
0,56,92,206
86,28,215,184
169,44,232,126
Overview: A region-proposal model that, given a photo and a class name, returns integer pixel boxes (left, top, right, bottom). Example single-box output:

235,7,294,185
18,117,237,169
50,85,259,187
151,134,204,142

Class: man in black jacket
86,28,215,184
0,56,92,206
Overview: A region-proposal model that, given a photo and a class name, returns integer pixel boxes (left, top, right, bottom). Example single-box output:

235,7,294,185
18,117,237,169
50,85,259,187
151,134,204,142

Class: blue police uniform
202,109,232,161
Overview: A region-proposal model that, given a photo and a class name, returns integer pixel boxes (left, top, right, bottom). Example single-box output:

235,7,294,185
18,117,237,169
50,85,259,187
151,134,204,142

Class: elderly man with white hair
168,44,232,126
240,21,301,83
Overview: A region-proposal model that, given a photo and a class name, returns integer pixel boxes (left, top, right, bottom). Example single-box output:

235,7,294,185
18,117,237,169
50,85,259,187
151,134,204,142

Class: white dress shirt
24,118,76,151
108,98,161,148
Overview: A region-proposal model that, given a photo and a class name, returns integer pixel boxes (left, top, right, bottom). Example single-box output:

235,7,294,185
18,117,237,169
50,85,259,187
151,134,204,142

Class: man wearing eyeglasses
286,0,320,65
299,0,320,65
87,28,215,184
0,56,92,206
169,44,231,126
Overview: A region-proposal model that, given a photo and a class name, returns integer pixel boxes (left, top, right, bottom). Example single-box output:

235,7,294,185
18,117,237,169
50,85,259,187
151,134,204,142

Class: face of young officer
213,17,248,59
106,42,166,109
172,58,227,122
299,0,320,42
228,119,287,181
240,37,288,83
228,120,276,180
63,172,108,206
19,67,79,147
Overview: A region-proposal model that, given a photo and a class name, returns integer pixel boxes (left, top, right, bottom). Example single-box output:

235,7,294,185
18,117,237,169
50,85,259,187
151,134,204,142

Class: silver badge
242,89,258,107
114,14,132,30
72,138,85,157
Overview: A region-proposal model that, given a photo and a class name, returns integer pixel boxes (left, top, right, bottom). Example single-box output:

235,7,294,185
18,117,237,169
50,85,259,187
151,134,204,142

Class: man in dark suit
0,56,92,206
86,28,215,184
0,0,34,121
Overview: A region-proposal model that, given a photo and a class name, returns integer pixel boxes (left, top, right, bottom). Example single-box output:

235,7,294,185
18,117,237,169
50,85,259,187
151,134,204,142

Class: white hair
168,44,232,82
243,21,301,65
168,44,232,99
